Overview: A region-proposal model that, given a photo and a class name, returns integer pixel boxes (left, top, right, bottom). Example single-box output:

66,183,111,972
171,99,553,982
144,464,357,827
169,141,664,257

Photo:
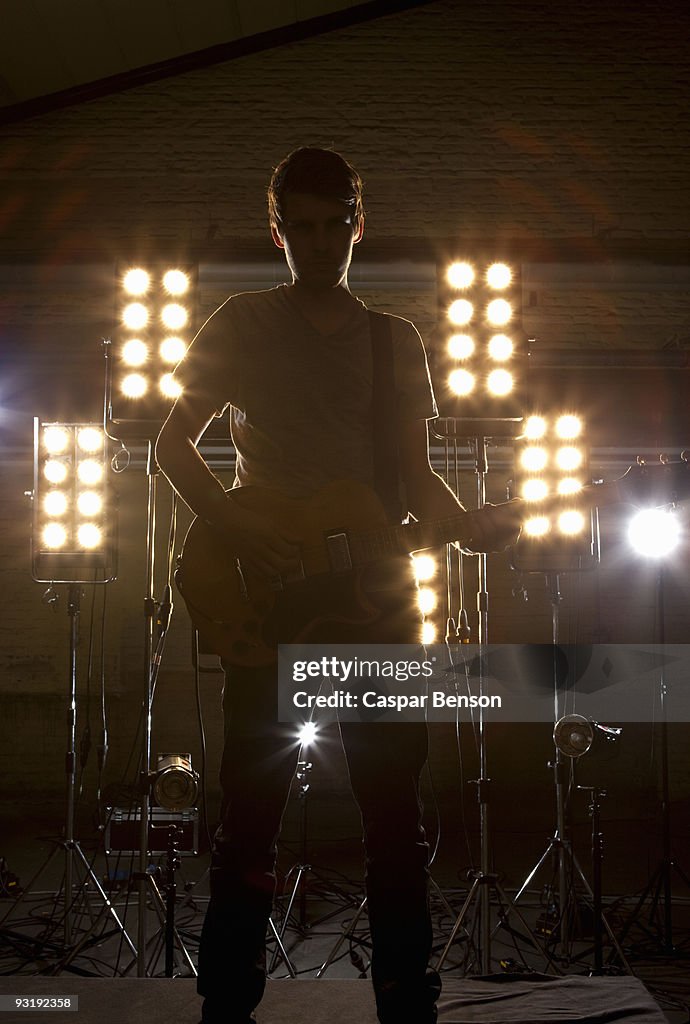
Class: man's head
267,147,364,238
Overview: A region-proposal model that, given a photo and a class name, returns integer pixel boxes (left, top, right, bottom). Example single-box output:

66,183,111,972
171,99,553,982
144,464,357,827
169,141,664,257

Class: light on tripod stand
153,753,199,812
32,419,116,583
627,508,681,559
105,262,197,442
433,256,525,426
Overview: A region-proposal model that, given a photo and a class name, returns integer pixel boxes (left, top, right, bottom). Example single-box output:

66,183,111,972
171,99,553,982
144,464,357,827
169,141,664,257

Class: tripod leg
267,917,296,977
435,876,480,970
316,895,368,978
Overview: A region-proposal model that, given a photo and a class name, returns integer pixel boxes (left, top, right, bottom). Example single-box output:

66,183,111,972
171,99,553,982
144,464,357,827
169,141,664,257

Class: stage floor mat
0,974,667,1024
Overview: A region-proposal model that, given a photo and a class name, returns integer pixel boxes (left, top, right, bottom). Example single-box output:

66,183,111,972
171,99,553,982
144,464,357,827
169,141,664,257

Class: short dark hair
268,147,364,233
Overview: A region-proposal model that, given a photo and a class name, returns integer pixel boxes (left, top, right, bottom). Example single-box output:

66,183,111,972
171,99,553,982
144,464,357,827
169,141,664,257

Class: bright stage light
524,415,547,440
123,302,149,330
447,262,475,289
525,516,550,538
486,263,512,289
555,414,582,440
160,373,183,399
556,446,583,472
521,478,548,502
521,446,548,472
448,368,476,396
628,509,681,558
448,299,474,326
421,621,437,644
413,553,437,582
487,368,513,396
160,336,187,364
558,509,585,536
435,256,523,424
299,722,317,746
122,339,148,367
107,262,197,442
43,426,70,454
448,334,475,360
123,268,151,296
33,420,116,583
488,334,513,361
557,477,582,496
417,587,437,615
163,269,190,296
486,298,511,326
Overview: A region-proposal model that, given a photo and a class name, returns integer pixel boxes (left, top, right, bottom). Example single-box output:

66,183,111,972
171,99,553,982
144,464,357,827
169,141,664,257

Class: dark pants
198,570,440,1023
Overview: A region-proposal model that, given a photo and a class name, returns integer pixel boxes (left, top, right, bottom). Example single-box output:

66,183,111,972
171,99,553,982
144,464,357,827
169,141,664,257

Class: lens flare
44,459,69,484
488,334,513,361
524,415,547,440
42,523,68,549
161,303,188,330
160,336,187,364
77,460,104,485
524,516,550,538
160,373,183,399
448,299,474,326
448,368,475,396
123,268,150,296
447,262,475,289
413,554,437,581
487,368,513,396
447,334,475,360
555,415,582,440
122,339,148,366
162,269,190,296
521,478,548,502
77,427,102,453
43,426,70,454
558,510,585,535
486,298,512,326
123,302,149,330
44,491,68,516
121,373,148,398
520,447,548,472
77,523,102,549
486,263,512,289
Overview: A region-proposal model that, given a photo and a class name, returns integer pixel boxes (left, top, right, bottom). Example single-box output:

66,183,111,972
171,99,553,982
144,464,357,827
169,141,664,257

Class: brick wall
1,0,688,841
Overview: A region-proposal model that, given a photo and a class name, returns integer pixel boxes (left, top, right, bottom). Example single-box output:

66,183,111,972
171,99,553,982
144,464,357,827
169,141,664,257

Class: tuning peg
659,453,669,464
681,451,688,463
636,455,646,466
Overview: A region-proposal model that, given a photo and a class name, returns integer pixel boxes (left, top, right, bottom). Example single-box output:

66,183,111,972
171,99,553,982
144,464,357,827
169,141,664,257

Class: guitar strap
369,310,406,523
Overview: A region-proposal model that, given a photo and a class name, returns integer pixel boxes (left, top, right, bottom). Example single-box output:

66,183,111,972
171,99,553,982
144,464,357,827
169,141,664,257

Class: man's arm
398,419,519,552
155,396,300,576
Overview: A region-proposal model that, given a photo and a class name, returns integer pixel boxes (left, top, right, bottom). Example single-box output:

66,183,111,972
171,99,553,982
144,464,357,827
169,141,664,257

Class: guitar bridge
325,531,353,573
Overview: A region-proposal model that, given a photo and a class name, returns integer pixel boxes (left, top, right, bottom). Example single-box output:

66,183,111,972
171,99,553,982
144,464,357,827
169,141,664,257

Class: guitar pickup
270,560,306,591
325,531,353,573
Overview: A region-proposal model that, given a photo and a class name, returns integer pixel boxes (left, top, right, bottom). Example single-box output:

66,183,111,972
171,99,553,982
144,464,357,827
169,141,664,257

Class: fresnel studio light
105,264,197,442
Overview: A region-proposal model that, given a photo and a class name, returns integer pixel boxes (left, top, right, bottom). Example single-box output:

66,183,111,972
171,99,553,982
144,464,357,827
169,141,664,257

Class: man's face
272,192,363,291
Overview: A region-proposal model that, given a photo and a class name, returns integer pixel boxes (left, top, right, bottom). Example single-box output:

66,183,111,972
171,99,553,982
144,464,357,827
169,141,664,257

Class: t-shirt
176,285,438,499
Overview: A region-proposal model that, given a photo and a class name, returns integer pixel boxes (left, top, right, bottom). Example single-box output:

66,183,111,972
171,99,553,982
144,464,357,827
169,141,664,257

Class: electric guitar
175,460,690,666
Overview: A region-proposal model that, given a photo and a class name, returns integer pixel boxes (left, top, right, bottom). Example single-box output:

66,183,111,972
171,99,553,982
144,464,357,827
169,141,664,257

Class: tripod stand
0,585,137,967
617,565,690,956
504,574,629,972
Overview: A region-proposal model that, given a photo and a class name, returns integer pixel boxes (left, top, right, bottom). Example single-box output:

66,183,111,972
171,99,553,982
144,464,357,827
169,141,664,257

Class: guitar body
176,479,416,666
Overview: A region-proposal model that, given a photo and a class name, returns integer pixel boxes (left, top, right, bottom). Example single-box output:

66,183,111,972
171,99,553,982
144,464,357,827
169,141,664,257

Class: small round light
486,263,512,289
162,269,190,296
43,426,70,455
447,262,475,289
123,268,150,296
520,447,548,472
448,368,475,396
77,427,102,453
486,298,512,326
558,510,585,536
122,339,148,366
448,299,474,326
556,446,583,471
447,334,475,360
44,491,68,516
524,415,547,440
413,554,437,582
521,479,548,502
77,460,103,485
525,516,550,538
77,491,103,517
488,334,513,361
77,523,102,549
122,302,149,330
487,368,513,396
161,303,188,330
44,459,69,484
556,415,582,440
558,477,582,496
121,373,148,398
299,722,317,746
160,373,183,399
42,523,68,549
160,336,187,364
417,587,437,615
421,621,437,644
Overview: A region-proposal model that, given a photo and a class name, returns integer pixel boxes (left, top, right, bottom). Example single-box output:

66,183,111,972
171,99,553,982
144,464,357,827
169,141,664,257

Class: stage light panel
434,256,524,426
123,267,150,295
511,413,598,573
33,420,116,583
106,262,197,442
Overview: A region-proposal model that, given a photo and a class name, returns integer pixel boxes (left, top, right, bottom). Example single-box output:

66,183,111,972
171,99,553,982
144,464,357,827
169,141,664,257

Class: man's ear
271,224,285,249
353,214,365,244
